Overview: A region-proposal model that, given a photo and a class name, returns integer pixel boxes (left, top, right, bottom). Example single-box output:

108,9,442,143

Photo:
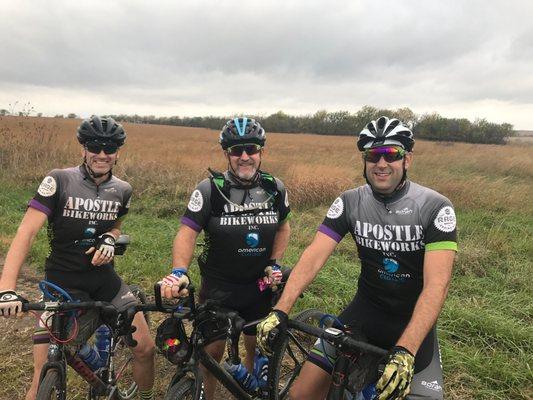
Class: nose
375,155,388,167
239,150,251,160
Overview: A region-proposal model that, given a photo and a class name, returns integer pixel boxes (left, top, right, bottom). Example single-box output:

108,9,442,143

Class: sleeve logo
284,190,290,208
434,206,456,232
327,197,344,219
37,176,57,197
187,189,204,212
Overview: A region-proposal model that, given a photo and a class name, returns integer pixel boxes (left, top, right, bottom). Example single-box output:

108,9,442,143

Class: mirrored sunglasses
363,146,406,163
85,142,119,155
227,144,262,157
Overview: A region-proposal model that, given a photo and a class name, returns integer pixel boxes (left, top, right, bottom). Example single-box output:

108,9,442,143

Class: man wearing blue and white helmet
258,116,457,400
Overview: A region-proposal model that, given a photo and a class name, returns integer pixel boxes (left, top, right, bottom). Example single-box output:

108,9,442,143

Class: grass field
0,116,532,399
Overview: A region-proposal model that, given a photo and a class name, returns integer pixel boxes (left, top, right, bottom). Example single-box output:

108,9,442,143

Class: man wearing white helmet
257,116,457,399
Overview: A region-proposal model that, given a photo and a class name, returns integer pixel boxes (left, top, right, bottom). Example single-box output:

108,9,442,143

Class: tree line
107,106,514,145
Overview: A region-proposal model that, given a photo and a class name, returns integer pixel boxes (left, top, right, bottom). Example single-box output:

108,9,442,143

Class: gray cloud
1,0,532,128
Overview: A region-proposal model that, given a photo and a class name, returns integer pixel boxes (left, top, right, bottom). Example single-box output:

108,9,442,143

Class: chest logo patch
284,190,290,208
434,206,456,232
187,189,204,212
327,197,344,219
246,232,260,248
37,176,57,197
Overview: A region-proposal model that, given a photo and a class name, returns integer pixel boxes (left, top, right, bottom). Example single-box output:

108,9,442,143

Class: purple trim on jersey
181,216,202,232
318,224,342,243
28,199,52,216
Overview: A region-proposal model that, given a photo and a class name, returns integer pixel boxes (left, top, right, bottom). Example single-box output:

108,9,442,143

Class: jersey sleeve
181,179,212,232
117,183,133,219
317,192,351,243
275,178,292,223
424,198,458,252
28,170,61,217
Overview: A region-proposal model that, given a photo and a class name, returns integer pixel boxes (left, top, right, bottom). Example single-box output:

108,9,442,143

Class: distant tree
37,112,43,117
0,109,7,116
54,114,64,118
67,113,78,119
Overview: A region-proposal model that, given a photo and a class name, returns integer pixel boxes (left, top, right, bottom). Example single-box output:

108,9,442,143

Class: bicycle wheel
268,308,325,400
36,369,64,400
110,285,150,400
164,376,198,400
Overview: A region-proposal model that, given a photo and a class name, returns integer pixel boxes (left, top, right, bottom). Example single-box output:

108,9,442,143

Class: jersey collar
370,180,410,204
79,164,113,185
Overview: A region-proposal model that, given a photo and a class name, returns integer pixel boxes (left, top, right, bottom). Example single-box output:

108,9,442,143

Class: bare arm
396,249,455,354
275,231,338,314
172,225,200,268
0,208,48,291
270,220,291,261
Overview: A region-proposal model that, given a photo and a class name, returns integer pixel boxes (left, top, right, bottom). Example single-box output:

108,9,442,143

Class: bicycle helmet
219,117,266,149
156,318,190,365
357,116,414,151
77,115,126,146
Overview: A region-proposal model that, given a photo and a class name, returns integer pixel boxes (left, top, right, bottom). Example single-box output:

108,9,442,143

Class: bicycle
155,281,289,400
18,235,155,400
269,311,388,400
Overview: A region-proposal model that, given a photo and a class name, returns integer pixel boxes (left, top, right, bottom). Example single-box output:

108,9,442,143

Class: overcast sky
1,0,532,129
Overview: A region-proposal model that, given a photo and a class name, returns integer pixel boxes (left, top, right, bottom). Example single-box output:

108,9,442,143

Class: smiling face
226,144,263,181
82,144,119,178
364,146,413,194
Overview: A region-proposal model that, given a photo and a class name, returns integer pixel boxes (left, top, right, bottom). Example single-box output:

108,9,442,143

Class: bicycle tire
164,376,197,400
36,369,64,400
110,285,150,400
267,308,325,400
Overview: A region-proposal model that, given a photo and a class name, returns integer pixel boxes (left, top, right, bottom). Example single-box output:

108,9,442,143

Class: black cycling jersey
181,170,291,285
29,165,132,273
319,181,457,316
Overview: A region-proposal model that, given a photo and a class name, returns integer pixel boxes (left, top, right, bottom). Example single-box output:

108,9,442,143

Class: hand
256,309,288,356
0,290,24,317
86,233,116,266
259,262,283,292
376,346,415,400
160,268,190,298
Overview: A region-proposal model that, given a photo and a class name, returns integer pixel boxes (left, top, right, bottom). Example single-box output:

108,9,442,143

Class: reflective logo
383,258,399,273
434,206,456,232
421,380,442,392
327,197,343,219
83,227,96,238
246,232,260,248
37,176,57,197
104,187,117,193
187,189,203,212
395,207,413,215
284,190,290,208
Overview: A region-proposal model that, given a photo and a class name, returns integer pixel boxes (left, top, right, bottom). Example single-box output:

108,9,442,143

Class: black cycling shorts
199,276,272,336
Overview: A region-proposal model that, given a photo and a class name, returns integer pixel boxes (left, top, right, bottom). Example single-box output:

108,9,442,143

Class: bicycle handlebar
288,319,387,356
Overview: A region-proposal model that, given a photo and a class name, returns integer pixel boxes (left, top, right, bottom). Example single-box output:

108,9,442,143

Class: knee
132,335,155,361
289,381,310,400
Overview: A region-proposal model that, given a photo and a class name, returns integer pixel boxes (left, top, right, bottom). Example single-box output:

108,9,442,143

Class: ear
404,152,413,170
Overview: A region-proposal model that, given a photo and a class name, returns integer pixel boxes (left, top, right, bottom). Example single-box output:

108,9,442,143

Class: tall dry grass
1,115,532,214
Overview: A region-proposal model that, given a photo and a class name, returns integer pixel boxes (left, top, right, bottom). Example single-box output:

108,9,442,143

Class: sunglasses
363,146,406,163
85,142,119,155
227,144,262,157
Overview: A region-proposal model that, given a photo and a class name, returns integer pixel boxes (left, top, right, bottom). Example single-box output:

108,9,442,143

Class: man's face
226,143,263,180
364,145,412,194
82,142,119,176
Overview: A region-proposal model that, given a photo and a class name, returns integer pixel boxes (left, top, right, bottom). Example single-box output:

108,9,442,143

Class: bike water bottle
78,343,102,371
253,349,269,389
95,325,111,366
361,383,377,400
223,360,258,392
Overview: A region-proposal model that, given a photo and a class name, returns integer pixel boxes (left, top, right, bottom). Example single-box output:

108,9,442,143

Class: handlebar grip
154,282,164,311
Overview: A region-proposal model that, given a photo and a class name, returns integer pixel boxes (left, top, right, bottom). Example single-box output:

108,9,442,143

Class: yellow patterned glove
376,346,415,400
256,309,288,356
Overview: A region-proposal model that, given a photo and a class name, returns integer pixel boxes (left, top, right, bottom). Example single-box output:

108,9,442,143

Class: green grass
1,175,532,400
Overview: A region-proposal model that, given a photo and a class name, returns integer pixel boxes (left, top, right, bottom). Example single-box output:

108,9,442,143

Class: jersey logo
37,176,57,197
395,207,413,215
326,197,344,219
421,380,442,392
434,206,456,232
383,258,399,273
284,190,290,208
187,189,204,212
245,232,260,248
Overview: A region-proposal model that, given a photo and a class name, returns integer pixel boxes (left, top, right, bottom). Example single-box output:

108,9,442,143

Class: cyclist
0,116,155,400
160,117,291,400
257,116,457,399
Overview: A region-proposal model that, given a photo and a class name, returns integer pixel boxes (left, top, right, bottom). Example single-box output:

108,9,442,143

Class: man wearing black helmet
257,116,457,400
160,117,291,399
0,116,155,400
